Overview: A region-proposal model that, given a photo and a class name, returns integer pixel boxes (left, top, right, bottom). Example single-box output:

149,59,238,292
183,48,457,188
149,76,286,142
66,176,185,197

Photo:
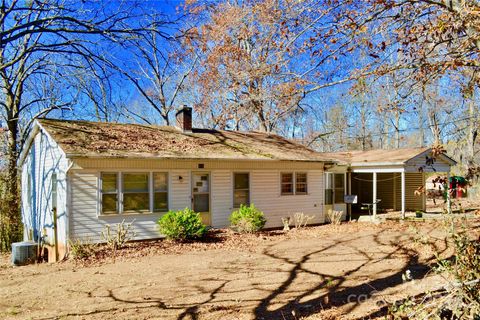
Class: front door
192,172,211,225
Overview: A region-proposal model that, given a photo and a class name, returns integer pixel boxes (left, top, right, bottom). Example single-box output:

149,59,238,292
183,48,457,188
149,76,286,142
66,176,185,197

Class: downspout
64,160,74,256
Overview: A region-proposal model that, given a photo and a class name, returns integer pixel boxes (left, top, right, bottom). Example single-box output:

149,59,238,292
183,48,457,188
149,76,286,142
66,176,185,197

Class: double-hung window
153,173,168,212
233,173,250,207
101,173,119,214
281,172,308,195
281,173,294,195
100,172,169,215
295,173,308,195
324,172,345,205
123,173,149,213
334,174,345,204
325,173,334,205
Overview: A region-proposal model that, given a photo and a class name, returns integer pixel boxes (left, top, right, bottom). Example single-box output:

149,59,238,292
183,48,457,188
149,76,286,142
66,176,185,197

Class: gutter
65,154,340,164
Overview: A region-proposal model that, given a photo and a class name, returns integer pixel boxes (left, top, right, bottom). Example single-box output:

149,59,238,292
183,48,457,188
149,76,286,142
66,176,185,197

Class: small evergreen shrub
157,208,207,240
230,204,266,233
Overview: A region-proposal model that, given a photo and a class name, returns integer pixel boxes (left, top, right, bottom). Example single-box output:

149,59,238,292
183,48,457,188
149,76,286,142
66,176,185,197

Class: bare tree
0,0,168,251
118,29,198,125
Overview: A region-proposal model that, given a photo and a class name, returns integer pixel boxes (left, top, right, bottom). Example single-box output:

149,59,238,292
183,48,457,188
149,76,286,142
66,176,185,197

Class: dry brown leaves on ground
70,221,413,267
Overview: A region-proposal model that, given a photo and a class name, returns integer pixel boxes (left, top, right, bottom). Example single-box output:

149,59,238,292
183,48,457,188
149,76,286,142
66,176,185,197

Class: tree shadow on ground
253,225,450,319
37,223,453,320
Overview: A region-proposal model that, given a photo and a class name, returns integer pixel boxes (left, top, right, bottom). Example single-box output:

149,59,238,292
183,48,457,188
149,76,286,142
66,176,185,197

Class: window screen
153,172,168,212
234,173,250,207
281,173,294,195
123,173,149,212
101,173,118,214
296,173,307,194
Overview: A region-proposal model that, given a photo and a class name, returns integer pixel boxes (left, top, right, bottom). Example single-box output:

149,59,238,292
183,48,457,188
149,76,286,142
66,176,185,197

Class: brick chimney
176,105,192,132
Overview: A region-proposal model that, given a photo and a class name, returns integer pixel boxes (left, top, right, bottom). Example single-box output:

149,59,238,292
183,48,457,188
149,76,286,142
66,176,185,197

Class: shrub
68,237,97,260
230,204,266,233
101,219,136,251
281,217,291,231
389,217,480,318
326,210,343,225
292,212,315,229
157,208,207,240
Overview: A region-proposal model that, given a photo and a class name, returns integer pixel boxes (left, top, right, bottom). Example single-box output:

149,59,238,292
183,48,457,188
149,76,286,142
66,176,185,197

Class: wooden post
401,171,406,219
372,172,377,219
53,208,59,262
447,172,452,214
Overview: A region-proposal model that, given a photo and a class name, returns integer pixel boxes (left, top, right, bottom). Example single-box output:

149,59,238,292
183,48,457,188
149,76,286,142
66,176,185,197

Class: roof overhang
329,147,457,173
17,121,41,167
67,154,338,164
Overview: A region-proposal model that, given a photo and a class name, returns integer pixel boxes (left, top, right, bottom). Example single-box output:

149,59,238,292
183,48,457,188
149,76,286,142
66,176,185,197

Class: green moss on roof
37,119,333,162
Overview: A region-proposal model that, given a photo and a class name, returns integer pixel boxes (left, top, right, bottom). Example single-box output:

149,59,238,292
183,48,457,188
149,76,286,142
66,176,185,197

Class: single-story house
18,107,457,260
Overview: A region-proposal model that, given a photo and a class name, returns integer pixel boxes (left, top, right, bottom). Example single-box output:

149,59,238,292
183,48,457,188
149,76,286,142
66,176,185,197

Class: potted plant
415,210,423,218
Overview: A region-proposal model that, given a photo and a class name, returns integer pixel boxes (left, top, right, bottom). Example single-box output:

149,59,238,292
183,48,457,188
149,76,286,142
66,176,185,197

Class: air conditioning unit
11,242,37,266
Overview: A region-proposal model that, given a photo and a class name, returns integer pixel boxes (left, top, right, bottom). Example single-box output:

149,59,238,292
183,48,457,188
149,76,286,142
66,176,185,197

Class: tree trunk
395,111,400,148
418,99,426,147
467,96,478,168
0,117,22,251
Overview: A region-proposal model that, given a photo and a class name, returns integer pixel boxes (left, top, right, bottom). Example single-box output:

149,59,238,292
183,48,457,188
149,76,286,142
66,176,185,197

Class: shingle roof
37,119,336,162
322,147,433,165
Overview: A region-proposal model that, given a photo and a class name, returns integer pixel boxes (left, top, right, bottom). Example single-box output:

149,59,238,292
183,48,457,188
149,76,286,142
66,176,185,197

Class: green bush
157,208,207,240
229,204,266,233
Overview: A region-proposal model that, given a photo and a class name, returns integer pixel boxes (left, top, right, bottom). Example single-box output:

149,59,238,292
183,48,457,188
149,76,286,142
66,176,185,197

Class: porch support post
372,172,377,219
447,171,452,214
401,171,406,219
347,170,352,221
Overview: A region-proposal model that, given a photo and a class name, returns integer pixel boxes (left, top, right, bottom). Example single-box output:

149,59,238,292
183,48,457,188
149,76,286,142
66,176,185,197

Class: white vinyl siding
251,170,324,228
21,129,69,254
170,170,190,211
211,170,232,227
70,171,163,241
68,166,325,241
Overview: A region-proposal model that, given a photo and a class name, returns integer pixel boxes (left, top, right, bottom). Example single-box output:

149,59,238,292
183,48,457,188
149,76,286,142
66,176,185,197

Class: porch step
357,216,385,224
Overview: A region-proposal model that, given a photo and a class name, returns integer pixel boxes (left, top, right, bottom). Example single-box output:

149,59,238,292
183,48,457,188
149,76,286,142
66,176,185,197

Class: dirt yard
1,219,478,320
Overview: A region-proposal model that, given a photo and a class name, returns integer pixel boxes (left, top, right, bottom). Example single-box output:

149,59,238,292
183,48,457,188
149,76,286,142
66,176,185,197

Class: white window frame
100,172,120,215
295,172,308,195
280,172,294,195
334,173,346,204
324,172,334,205
280,171,309,196
152,172,169,213
324,172,346,205
232,172,251,208
99,171,170,216
122,172,150,213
